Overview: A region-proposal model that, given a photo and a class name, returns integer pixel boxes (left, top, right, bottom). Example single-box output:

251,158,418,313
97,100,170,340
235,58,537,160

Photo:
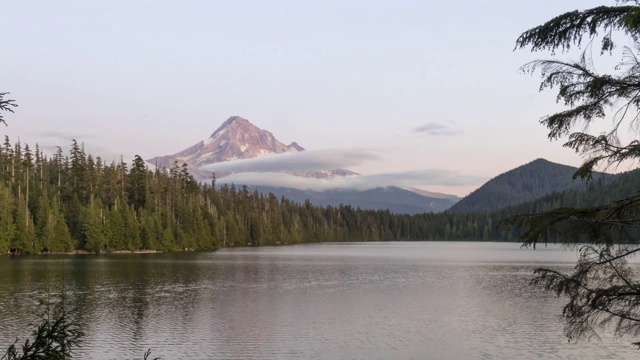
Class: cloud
34,130,96,142
198,147,486,192
31,130,96,154
199,148,379,173
29,131,122,162
214,169,486,192
414,122,461,136
353,169,485,187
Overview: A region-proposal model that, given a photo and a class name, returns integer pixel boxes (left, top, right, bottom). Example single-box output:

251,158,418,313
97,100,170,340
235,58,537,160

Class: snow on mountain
146,116,464,213
146,116,356,179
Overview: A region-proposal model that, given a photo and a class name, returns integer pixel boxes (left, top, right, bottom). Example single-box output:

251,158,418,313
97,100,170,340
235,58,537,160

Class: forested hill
449,158,616,213
2,136,636,254
0,137,487,255
1,137,433,254
500,168,640,215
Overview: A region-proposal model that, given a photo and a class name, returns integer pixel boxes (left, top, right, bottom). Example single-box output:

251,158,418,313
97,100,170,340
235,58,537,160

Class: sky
0,0,626,197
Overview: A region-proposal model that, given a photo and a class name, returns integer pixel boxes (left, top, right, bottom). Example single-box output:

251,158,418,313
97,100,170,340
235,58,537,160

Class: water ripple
0,242,637,359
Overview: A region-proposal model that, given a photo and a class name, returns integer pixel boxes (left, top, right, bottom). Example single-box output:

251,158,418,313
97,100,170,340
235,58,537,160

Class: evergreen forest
0,136,638,254
449,158,616,213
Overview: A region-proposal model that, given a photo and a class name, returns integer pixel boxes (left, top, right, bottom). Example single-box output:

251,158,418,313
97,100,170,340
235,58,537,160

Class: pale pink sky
2,0,615,197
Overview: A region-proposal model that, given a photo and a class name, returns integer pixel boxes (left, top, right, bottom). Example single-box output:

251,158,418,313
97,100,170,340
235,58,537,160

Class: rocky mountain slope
148,115,461,214
147,116,354,178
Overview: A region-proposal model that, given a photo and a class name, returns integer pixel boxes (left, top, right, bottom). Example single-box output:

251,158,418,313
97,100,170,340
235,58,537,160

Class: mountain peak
449,158,615,213
529,158,551,165
147,116,356,181
224,115,251,126
210,116,254,138
149,116,313,176
288,141,304,152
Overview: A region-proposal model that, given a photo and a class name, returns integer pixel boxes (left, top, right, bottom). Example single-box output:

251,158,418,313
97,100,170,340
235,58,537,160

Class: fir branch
0,93,18,127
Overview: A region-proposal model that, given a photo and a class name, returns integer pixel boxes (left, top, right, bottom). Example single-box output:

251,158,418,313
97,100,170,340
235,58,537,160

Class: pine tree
12,195,36,254
48,196,73,252
128,155,147,210
0,182,15,254
83,196,106,253
507,0,640,346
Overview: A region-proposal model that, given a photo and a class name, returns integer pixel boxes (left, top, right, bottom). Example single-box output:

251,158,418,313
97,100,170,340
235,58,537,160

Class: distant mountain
148,115,462,214
493,167,640,217
250,186,459,214
449,158,617,213
147,116,355,179
407,187,460,202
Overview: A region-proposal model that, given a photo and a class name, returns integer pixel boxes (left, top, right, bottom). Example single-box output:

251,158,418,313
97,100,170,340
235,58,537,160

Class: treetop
516,2,640,54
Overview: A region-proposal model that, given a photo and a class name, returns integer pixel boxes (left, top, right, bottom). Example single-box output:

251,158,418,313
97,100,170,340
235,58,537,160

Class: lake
0,242,637,359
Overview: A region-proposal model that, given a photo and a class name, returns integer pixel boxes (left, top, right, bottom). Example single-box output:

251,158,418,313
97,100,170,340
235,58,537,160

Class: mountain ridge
147,116,303,171
449,158,617,213
249,185,459,214
146,115,465,214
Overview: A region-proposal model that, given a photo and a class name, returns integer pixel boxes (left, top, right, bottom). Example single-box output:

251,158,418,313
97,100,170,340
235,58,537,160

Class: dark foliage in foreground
1,296,82,360
1,293,162,359
509,0,640,348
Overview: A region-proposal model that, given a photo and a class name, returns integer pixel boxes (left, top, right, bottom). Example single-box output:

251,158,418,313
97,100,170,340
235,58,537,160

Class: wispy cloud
414,122,461,136
199,148,378,173
34,130,96,142
198,147,485,192
215,169,486,192
30,131,121,162
31,130,94,154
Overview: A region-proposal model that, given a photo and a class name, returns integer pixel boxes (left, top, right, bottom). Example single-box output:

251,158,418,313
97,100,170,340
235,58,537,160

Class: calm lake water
0,242,638,359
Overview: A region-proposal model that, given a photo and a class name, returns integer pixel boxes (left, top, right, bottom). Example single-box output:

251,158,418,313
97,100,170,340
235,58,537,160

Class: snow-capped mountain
147,116,355,179
147,116,460,213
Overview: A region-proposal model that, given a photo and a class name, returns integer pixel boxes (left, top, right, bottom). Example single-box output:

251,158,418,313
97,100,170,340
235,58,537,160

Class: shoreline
6,249,164,256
